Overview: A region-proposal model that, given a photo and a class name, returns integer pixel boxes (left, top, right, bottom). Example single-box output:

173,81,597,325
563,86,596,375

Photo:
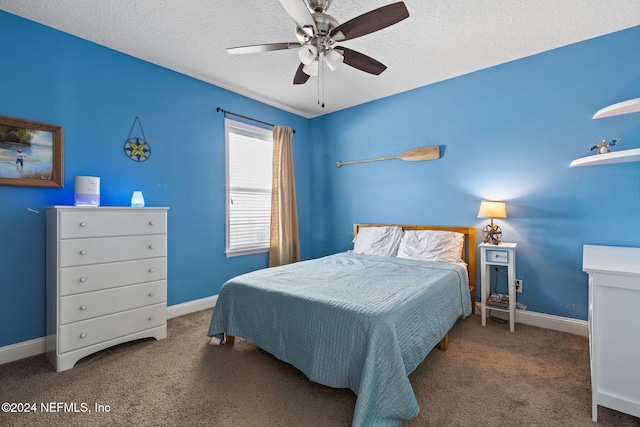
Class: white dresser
46,206,168,372
583,244,640,421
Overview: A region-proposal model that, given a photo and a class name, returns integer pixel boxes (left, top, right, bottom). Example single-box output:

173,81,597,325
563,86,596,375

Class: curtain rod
216,107,295,134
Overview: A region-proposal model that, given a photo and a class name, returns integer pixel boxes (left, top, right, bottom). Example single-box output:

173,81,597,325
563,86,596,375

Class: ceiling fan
226,0,410,86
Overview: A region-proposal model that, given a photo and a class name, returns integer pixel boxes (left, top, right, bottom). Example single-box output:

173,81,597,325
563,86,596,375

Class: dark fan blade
227,42,301,55
330,2,409,42
293,63,311,85
279,0,317,37
338,47,387,75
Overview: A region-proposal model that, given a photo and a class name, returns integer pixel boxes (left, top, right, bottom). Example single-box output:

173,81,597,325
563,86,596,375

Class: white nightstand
479,242,517,332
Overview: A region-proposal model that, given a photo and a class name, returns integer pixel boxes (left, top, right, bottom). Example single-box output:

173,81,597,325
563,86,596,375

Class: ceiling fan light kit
303,60,319,76
298,45,318,65
225,0,409,104
324,49,344,71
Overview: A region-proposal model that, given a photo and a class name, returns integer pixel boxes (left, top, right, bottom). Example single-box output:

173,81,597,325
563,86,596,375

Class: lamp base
482,224,502,245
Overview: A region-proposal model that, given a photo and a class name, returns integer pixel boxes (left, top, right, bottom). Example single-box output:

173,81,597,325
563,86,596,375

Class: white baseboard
0,295,219,366
0,337,46,366
166,295,217,319
475,302,588,336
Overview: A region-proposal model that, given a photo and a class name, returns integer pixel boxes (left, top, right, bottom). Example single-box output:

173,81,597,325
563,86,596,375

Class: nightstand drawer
486,250,509,263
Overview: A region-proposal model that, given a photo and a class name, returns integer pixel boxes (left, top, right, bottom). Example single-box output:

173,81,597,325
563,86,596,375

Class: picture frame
0,115,63,188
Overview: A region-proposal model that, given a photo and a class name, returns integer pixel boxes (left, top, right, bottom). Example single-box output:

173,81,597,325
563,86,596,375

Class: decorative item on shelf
570,97,639,167
123,116,151,162
74,176,100,206
336,146,440,167
131,191,145,207
590,138,620,155
478,200,507,245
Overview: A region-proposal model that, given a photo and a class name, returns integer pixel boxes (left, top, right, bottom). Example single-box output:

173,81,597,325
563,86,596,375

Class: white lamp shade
325,49,344,71
477,200,507,219
298,45,318,65
302,60,318,76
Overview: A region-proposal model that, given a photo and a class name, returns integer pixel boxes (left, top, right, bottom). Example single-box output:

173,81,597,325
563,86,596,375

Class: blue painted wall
0,12,311,347
309,25,640,320
1,10,639,349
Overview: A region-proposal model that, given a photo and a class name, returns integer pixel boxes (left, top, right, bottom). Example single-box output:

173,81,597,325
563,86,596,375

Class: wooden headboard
353,224,476,309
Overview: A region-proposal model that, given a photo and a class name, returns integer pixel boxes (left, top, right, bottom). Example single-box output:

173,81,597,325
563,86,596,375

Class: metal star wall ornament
124,137,151,162
123,116,151,162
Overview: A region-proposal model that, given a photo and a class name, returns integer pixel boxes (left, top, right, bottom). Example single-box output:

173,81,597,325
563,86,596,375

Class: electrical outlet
516,279,523,293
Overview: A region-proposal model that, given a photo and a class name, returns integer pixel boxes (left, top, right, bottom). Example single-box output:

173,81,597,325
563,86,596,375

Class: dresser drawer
59,303,166,353
60,280,166,324
60,258,166,296
486,249,509,263
59,209,166,239
60,235,166,267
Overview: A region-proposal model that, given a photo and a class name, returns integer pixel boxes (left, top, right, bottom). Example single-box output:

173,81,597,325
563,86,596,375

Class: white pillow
353,226,404,257
396,230,464,263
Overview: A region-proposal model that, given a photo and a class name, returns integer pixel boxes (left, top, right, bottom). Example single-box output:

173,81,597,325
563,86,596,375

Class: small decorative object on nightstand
477,200,507,245
480,242,517,332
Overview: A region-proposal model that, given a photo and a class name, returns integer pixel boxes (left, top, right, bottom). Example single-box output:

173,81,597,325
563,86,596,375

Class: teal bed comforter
208,252,471,426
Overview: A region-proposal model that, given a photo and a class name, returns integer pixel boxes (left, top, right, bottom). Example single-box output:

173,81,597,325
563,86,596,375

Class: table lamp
478,200,507,244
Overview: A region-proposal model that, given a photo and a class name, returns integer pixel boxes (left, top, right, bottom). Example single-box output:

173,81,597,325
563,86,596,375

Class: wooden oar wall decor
336,146,440,168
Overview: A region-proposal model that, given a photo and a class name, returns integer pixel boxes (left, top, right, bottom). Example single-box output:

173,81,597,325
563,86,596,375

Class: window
225,119,273,256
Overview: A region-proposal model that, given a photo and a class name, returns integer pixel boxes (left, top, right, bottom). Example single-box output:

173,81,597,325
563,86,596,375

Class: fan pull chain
322,54,324,108
319,54,325,108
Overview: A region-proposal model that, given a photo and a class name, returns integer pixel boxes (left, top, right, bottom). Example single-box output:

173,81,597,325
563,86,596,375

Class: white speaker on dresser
46,206,169,372
74,176,100,206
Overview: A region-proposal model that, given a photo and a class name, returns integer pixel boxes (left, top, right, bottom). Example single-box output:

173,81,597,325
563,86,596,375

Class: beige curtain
269,125,300,267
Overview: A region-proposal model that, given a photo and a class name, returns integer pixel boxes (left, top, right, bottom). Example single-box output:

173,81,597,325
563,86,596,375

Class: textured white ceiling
1,0,639,118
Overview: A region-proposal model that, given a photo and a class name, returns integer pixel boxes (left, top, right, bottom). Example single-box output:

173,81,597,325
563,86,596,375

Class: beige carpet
1,309,638,427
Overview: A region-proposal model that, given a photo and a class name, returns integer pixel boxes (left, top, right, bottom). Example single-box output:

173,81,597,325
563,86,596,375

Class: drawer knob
495,254,499,258
80,333,87,338
80,305,87,310
148,315,155,321
149,268,155,273
149,221,155,226
149,292,155,297
80,250,87,255
80,222,87,227
148,244,155,249
80,277,87,283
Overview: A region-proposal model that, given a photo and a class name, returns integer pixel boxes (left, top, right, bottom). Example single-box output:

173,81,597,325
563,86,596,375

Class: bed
208,224,476,426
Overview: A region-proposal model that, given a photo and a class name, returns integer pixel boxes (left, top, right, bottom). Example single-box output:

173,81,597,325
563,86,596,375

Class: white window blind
225,118,273,256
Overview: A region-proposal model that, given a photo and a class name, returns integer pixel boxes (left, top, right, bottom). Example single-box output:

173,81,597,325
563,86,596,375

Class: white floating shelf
570,148,640,167
593,97,640,119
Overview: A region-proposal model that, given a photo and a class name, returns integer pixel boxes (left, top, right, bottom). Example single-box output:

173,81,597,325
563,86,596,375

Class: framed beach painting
0,115,63,188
